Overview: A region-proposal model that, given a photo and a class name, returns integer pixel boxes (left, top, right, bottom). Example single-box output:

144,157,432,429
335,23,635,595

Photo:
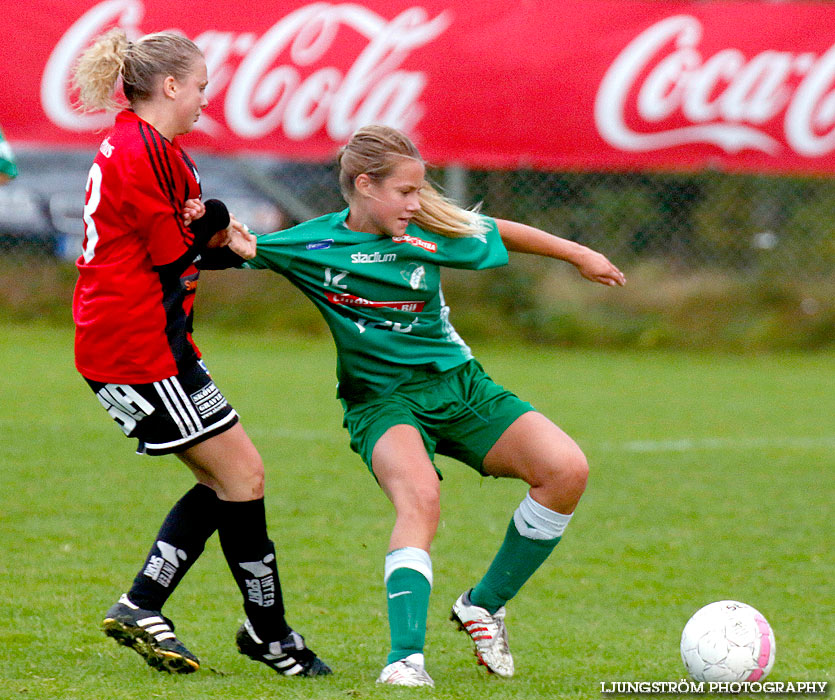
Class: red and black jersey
73,110,213,383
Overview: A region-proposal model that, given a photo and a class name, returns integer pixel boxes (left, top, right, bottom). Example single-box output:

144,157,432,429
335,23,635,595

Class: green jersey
247,209,508,401
0,125,17,180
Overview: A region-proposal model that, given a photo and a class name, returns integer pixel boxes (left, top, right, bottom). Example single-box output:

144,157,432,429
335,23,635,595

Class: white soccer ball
680,600,776,682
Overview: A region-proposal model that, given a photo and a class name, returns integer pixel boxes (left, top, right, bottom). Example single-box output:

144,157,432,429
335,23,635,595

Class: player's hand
206,228,231,248
183,198,206,226
225,216,257,260
574,247,626,287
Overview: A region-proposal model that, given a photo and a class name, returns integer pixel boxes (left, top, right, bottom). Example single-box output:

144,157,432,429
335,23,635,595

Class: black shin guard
217,498,290,640
128,483,220,611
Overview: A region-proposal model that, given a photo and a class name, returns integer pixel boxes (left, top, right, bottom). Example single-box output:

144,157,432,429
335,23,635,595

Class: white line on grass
3,419,834,453
594,436,835,453
250,430,835,453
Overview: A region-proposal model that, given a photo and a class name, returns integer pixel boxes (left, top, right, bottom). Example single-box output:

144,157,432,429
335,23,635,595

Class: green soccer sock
469,493,572,614
385,548,432,665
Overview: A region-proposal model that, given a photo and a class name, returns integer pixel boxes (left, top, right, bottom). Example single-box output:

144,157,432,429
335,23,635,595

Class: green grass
0,322,832,699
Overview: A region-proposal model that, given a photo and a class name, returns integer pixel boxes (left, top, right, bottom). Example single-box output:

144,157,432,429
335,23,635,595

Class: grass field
0,321,832,699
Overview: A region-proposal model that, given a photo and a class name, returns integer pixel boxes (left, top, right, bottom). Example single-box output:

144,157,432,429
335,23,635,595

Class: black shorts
85,360,239,456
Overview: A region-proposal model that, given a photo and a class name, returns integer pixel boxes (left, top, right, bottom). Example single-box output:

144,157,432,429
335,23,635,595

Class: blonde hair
337,125,488,238
73,29,203,111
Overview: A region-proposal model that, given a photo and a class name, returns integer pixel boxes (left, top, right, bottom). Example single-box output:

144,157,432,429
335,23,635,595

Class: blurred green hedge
4,257,832,351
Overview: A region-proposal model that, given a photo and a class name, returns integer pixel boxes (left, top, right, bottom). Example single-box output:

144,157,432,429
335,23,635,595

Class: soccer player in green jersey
231,125,625,687
0,124,18,184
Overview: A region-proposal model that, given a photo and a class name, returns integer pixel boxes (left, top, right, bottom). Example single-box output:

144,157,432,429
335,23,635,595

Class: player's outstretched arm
495,218,626,287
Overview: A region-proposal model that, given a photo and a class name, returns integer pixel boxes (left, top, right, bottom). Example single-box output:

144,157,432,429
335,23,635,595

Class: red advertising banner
4,1,835,174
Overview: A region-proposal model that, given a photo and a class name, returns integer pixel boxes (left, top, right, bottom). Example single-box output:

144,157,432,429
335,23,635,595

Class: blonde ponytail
412,182,488,239
73,28,129,111
338,124,488,238
73,29,203,112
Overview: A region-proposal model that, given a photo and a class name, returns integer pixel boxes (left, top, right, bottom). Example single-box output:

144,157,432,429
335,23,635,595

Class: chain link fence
2,149,833,347
467,169,835,279
2,149,834,278
239,159,835,279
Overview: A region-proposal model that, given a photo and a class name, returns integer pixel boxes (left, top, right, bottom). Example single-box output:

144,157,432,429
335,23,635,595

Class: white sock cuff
513,493,573,540
384,547,433,587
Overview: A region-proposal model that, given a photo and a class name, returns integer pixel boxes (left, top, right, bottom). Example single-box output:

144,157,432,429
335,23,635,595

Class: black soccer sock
127,483,220,611
217,498,290,641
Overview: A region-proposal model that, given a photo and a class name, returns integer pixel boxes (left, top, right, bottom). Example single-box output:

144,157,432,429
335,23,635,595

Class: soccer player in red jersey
72,29,330,677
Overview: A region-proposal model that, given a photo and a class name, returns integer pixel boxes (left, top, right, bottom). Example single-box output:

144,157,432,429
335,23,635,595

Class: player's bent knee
250,471,266,500
413,487,441,521
566,454,589,500
562,445,589,490
421,492,441,523
396,484,440,525
225,454,265,500
538,446,588,502
245,462,266,499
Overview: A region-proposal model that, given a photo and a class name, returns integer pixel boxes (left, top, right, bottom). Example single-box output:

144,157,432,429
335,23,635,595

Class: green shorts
341,360,535,477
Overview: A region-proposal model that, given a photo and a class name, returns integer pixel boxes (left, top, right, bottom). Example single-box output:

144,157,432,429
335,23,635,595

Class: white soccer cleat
376,653,435,687
450,591,514,677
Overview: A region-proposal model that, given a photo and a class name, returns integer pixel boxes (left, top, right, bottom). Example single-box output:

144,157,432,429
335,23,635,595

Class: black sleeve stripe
179,149,203,199
146,127,185,231
159,136,182,201
138,122,192,243
154,131,194,245
159,144,195,246
138,123,169,202
139,123,177,207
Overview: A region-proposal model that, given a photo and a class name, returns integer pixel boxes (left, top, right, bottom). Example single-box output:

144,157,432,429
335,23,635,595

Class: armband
189,198,230,246
196,248,247,270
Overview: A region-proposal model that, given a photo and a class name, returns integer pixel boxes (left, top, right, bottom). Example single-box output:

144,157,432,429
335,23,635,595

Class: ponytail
73,29,203,112
73,28,129,111
412,183,488,239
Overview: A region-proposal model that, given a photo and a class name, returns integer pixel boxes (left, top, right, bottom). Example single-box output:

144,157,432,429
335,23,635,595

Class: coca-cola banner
5,0,835,174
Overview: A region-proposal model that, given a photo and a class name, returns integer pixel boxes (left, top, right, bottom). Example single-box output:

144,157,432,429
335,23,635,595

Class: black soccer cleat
236,618,332,677
102,594,200,674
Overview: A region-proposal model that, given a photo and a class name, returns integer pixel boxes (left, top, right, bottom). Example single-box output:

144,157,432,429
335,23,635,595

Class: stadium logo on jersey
326,292,425,313
401,264,427,290
351,251,397,264
392,234,437,253
307,239,334,250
